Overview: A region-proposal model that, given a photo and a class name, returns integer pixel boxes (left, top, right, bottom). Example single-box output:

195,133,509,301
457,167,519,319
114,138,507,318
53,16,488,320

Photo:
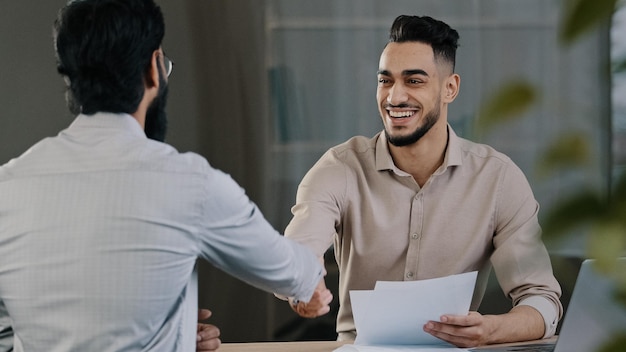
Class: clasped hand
290,279,333,318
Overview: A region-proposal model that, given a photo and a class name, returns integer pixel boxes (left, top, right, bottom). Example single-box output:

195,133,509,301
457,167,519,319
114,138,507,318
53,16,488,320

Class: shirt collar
375,130,396,172
375,124,463,174
66,112,147,138
440,124,463,169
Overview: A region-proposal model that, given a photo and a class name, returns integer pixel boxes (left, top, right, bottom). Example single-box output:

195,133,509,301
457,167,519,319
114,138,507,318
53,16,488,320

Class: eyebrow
377,69,429,77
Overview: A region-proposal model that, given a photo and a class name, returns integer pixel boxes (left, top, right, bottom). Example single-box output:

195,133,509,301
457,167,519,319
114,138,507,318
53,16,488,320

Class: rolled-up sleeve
491,161,563,337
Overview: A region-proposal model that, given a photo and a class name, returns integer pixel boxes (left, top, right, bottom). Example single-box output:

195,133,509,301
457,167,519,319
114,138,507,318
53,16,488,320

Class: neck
131,103,148,129
388,121,449,187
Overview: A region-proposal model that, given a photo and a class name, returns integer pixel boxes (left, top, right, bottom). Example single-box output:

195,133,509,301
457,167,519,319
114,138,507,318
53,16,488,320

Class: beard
144,69,169,142
385,102,440,147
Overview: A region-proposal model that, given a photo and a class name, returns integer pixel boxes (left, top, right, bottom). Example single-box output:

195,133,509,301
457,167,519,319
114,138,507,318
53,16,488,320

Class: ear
442,73,460,103
145,50,161,91
130,51,161,124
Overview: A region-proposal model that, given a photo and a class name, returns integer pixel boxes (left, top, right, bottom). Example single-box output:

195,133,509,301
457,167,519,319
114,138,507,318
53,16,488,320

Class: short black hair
54,0,165,115
388,15,459,71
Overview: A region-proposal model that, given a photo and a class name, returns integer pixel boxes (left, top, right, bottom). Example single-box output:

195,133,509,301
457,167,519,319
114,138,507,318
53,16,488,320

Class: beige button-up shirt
285,126,562,340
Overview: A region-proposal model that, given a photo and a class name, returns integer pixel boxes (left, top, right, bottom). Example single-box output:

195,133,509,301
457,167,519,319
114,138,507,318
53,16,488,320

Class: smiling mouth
387,110,416,118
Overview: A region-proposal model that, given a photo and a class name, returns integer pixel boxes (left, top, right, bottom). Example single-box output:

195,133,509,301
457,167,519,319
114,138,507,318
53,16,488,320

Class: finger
196,337,221,351
315,304,331,316
304,291,332,312
296,302,324,318
295,303,317,318
425,319,471,336
290,287,333,318
424,326,473,348
198,309,212,321
295,301,332,318
439,312,481,327
198,324,221,339
320,289,333,304
306,289,332,308
314,288,333,303
424,318,484,348
423,323,476,348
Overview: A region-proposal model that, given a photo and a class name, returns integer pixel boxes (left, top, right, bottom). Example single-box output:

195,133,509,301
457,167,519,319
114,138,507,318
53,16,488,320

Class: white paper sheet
350,271,477,346
334,344,469,352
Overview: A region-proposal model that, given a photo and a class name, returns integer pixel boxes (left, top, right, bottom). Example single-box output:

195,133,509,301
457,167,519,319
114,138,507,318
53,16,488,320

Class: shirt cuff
274,293,289,301
518,296,559,338
273,293,301,304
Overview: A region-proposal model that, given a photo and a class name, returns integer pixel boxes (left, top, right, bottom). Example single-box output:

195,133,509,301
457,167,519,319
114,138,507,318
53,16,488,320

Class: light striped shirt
0,113,323,351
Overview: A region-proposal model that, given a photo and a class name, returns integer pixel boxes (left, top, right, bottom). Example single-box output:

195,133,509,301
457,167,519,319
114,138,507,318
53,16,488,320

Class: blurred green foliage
536,133,591,177
559,0,618,44
542,171,626,262
600,333,626,352
475,0,625,350
475,80,537,133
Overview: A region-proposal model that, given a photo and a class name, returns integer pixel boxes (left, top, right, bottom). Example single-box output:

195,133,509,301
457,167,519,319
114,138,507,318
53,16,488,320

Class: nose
386,83,408,106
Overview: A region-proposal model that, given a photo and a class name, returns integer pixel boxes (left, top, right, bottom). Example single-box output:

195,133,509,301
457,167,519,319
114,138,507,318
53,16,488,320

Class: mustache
383,103,417,109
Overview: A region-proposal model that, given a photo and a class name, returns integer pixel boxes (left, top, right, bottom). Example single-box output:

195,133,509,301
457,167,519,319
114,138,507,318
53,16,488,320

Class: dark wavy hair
388,15,459,72
53,0,165,115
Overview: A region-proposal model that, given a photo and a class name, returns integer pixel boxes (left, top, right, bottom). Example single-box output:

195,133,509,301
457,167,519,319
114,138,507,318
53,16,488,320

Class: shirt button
411,233,419,240
405,272,414,279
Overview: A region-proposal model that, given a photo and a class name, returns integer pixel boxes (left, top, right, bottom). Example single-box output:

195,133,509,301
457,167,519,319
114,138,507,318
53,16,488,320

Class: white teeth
388,110,414,118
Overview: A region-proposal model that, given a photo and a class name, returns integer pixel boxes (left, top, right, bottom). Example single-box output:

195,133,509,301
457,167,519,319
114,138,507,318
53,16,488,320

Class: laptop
472,258,626,352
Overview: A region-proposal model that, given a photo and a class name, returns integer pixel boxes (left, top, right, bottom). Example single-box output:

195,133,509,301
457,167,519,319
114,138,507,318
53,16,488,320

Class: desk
219,337,558,351
219,340,348,352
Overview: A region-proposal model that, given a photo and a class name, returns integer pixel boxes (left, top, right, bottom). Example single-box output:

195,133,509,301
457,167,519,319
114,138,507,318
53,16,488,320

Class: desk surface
219,337,558,352
219,340,348,352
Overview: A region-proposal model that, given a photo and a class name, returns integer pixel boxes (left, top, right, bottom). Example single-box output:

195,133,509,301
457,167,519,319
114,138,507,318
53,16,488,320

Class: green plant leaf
559,0,618,45
542,190,604,239
587,222,626,271
475,80,537,133
598,333,626,352
537,133,591,177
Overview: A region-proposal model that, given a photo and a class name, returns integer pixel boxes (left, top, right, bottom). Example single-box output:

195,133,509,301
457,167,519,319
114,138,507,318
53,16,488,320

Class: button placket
404,192,423,281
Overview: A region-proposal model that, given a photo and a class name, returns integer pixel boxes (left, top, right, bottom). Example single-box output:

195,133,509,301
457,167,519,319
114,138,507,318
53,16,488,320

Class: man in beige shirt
282,15,562,348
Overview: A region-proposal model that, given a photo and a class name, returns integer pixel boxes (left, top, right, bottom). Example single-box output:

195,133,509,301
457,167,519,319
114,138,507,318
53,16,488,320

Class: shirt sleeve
284,149,346,257
196,167,324,303
0,299,13,352
518,296,559,338
491,159,563,337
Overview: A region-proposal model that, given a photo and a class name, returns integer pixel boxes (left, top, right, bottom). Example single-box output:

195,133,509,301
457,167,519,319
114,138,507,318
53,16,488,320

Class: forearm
485,305,545,344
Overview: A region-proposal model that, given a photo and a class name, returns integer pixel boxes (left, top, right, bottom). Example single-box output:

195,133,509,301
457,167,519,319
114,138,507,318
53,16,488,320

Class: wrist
288,297,300,308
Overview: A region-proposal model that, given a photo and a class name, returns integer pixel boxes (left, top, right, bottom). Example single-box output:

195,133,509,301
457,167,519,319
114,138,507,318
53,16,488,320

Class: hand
290,278,333,318
423,311,492,348
423,306,546,348
197,309,221,351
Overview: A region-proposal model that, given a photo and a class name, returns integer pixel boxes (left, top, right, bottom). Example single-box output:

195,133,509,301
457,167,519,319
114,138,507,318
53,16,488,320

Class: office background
1,0,624,344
